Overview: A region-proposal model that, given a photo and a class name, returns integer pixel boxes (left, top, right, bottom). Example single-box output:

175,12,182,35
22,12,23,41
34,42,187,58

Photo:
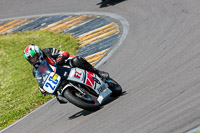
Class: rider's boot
93,68,109,81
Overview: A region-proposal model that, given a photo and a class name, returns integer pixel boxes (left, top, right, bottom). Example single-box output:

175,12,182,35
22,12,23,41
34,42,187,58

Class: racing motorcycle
35,60,122,111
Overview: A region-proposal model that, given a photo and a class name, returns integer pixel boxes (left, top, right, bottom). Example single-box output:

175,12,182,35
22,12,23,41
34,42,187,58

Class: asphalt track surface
1,0,200,133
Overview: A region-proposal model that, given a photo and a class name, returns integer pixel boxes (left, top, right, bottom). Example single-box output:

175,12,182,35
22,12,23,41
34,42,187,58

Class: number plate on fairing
43,72,61,94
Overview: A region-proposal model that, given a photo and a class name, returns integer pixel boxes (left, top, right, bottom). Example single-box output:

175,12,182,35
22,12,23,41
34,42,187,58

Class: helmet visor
29,54,39,64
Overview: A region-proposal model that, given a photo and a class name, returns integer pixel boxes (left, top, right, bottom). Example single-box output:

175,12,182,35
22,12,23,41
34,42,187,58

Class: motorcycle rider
24,44,109,103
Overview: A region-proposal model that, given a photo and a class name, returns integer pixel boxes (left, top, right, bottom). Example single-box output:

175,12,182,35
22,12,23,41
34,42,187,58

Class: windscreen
35,60,53,87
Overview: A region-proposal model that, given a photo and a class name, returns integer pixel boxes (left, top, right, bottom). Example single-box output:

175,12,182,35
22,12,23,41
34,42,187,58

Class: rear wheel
63,87,101,111
106,78,122,97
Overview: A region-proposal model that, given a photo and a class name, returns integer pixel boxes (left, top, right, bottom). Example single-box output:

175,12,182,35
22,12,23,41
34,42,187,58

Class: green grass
0,30,80,130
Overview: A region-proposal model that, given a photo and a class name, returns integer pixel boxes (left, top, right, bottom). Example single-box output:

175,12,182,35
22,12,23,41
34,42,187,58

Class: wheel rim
70,89,97,105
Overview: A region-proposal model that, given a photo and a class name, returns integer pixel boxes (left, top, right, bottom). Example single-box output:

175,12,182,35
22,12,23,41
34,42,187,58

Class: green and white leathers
24,44,43,66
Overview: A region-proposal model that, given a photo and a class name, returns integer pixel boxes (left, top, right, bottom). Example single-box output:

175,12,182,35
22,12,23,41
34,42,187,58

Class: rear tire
63,87,101,111
106,78,122,97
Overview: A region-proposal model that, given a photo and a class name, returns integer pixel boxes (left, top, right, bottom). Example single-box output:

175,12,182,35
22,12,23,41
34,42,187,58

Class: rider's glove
56,55,65,65
56,52,69,65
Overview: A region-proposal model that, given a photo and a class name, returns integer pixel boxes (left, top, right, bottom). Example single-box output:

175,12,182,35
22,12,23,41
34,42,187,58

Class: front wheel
63,87,101,111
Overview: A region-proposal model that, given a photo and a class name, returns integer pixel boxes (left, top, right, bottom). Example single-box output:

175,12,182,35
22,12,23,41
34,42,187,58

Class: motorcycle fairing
67,68,112,103
67,68,101,94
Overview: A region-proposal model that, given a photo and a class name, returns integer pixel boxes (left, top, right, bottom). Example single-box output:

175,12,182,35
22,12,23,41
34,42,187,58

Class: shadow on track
97,0,127,8
68,91,127,120
68,110,93,120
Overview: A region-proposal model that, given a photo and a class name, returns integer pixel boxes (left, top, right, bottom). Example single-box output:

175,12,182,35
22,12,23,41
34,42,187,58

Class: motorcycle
35,60,122,111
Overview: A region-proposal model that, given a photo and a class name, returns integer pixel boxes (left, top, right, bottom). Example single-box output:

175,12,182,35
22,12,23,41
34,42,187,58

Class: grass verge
0,30,80,130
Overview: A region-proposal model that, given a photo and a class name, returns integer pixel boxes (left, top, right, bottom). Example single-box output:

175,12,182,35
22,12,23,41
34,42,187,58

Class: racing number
74,71,82,78
45,76,58,90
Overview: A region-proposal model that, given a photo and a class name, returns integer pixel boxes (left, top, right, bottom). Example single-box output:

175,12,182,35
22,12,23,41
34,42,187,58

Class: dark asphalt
1,0,200,133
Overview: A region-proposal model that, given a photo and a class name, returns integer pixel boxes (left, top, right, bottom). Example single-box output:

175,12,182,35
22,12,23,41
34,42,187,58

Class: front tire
63,87,101,111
